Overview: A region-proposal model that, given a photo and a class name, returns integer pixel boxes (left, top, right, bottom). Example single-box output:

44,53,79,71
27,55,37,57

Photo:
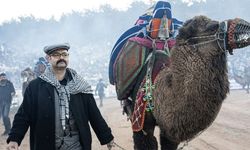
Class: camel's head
177,16,250,55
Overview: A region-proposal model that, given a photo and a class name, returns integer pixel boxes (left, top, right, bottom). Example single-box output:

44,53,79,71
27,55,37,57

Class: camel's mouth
221,18,250,53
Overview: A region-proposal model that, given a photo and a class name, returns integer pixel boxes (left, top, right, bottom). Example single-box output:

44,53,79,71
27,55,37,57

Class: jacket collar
41,79,54,98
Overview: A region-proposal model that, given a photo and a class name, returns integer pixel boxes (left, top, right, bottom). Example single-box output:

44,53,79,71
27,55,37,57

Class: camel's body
153,31,228,142
127,16,250,150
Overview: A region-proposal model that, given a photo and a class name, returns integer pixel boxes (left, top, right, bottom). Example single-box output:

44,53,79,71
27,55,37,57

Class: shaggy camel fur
132,16,250,150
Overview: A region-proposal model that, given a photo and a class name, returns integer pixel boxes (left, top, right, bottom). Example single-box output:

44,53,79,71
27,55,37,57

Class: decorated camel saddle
109,1,183,131
110,0,250,148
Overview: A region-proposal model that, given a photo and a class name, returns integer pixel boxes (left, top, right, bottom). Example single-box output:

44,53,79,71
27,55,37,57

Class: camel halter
184,21,229,54
184,18,250,55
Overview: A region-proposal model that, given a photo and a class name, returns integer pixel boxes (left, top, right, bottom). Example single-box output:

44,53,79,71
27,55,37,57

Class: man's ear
45,55,50,61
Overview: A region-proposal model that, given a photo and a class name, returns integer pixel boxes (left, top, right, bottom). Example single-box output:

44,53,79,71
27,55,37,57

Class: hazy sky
0,0,205,24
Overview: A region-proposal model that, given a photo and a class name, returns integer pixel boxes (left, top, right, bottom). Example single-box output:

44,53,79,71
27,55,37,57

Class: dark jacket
0,79,15,104
7,78,113,150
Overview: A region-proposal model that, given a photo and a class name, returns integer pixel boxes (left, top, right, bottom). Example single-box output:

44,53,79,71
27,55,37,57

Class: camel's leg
159,130,179,150
133,112,158,150
247,84,250,94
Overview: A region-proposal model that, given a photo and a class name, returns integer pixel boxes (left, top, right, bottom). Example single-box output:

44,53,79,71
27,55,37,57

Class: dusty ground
0,90,249,150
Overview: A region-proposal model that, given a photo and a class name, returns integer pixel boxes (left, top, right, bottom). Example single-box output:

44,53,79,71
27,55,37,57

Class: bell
158,11,169,40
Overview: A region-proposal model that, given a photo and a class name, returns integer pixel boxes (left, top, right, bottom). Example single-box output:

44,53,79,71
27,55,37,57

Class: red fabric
129,37,176,50
131,83,147,132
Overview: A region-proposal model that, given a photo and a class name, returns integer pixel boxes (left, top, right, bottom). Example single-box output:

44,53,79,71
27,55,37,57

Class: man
0,73,15,136
21,67,36,96
34,57,48,77
7,43,114,150
95,78,107,107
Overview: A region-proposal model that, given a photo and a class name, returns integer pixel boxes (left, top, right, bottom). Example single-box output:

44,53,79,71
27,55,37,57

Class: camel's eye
205,22,219,32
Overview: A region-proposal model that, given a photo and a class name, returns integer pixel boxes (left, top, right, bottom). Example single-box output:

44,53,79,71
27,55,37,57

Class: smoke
0,0,249,87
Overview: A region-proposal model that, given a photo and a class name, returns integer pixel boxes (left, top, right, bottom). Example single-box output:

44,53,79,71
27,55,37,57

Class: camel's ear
177,19,197,42
205,21,219,32
177,16,214,43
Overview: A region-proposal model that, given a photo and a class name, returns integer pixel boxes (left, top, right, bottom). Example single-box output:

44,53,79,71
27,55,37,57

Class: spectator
95,78,107,107
0,73,15,136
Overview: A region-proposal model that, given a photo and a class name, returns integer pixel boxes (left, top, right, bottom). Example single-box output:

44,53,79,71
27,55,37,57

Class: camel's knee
133,131,158,150
143,112,157,131
160,130,179,150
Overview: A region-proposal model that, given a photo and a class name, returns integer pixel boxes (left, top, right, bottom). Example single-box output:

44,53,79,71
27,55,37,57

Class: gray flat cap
43,43,70,54
0,73,6,77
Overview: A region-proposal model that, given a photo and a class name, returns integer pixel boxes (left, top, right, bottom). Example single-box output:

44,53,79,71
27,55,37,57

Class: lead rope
107,141,127,150
177,141,189,150
113,142,127,150
177,128,207,150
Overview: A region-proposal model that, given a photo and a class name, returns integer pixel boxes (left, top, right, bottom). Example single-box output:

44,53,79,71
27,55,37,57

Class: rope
114,142,127,150
176,128,207,150
107,141,127,150
181,20,233,54
177,141,189,150
183,32,227,54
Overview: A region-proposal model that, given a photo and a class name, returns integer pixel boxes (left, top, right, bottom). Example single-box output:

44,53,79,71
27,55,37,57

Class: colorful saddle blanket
114,37,175,100
109,25,146,85
114,37,150,100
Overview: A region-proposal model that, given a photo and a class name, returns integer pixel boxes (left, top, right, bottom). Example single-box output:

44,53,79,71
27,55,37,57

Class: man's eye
50,53,69,57
62,53,69,56
54,54,60,56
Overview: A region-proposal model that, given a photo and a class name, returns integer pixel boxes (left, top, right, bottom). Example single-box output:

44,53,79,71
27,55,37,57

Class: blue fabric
152,8,172,19
109,25,145,84
172,18,184,37
153,1,171,12
172,18,183,30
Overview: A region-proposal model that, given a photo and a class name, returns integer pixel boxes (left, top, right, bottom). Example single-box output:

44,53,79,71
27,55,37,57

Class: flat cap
43,43,70,54
0,73,6,77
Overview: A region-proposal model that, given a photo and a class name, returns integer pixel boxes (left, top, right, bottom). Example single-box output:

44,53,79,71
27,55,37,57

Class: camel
120,16,250,150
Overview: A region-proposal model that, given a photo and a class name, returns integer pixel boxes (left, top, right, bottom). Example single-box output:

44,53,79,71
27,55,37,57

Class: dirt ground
0,90,249,150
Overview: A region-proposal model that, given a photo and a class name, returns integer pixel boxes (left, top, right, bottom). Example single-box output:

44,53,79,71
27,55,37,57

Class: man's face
47,49,69,70
0,76,6,81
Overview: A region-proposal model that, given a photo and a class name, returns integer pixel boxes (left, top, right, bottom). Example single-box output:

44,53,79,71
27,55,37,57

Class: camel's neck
173,44,228,101
154,43,229,107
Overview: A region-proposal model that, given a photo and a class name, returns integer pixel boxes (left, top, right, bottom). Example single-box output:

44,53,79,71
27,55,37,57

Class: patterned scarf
39,67,92,130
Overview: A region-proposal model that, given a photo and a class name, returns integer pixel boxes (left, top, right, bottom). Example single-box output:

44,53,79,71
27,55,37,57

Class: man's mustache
56,59,67,65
